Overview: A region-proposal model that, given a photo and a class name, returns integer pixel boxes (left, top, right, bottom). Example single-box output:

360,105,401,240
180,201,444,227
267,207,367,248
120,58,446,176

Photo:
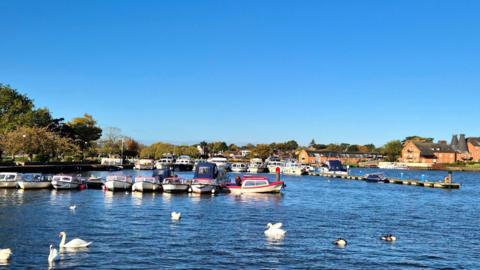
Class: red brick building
400,141,457,164
467,138,480,162
298,149,382,165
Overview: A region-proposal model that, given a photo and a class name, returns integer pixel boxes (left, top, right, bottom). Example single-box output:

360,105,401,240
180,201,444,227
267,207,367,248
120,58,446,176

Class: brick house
467,138,480,162
400,141,457,164
298,149,382,165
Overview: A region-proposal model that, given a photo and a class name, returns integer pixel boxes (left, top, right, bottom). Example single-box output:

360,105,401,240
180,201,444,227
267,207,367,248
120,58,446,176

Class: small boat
104,175,133,191
172,155,194,171
363,173,388,183
318,160,348,176
282,160,308,176
162,176,190,193
155,155,175,170
0,172,21,188
132,176,160,192
86,176,104,189
265,157,285,173
17,173,52,189
190,162,227,194
247,158,267,173
134,159,155,170
51,175,83,190
224,175,285,194
378,162,408,170
231,162,248,173
207,156,231,171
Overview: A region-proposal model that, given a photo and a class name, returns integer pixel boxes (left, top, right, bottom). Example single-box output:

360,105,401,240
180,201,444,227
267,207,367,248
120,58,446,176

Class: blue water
0,168,479,269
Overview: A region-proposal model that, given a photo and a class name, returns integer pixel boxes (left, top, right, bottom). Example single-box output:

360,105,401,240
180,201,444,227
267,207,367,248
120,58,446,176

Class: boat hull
86,180,104,189
105,180,132,191
0,181,17,188
17,181,51,189
52,181,80,190
226,183,284,194
172,164,194,172
132,182,159,192
247,167,266,173
162,183,189,193
190,184,218,194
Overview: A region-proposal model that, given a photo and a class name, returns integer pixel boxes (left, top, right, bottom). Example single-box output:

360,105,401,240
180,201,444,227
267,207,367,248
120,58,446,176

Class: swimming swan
48,245,59,262
69,205,76,211
0,248,12,261
171,212,182,221
59,232,92,248
381,234,397,242
333,238,347,247
264,223,286,239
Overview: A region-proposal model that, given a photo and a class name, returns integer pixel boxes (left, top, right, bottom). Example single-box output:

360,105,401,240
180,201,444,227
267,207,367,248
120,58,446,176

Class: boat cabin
153,168,173,181
194,162,219,179
0,173,21,182
241,176,270,187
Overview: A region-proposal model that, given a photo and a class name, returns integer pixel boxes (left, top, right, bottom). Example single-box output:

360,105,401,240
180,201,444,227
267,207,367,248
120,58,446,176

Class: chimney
451,134,459,151
458,134,468,152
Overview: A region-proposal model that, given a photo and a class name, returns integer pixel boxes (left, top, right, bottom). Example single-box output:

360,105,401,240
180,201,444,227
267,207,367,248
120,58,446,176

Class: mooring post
275,167,281,182
445,171,452,184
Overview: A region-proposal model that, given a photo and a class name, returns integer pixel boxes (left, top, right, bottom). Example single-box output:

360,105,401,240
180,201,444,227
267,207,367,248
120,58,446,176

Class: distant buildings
400,134,480,164
298,149,383,165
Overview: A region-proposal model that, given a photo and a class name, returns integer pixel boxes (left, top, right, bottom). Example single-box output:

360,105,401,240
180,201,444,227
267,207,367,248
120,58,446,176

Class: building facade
400,141,457,164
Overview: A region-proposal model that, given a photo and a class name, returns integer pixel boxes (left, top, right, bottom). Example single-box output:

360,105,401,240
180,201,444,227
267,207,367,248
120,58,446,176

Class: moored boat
190,162,227,194
224,175,285,194
104,175,133,191
282,159,308,176
134,159,155,170
162,176,190,193
0,172,21,188
51,175,83,190
231,162,248,173
247,158,267,173
363,173,388,183
318,160,349,176
207,156,231,171
86,176,104,189
155,155,174,170
265,157,284,173
132,176,160,192
17,174,52,189
173,155,194,171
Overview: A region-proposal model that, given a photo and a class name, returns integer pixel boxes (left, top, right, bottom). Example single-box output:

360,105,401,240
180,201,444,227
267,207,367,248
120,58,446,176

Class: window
244,181,256,187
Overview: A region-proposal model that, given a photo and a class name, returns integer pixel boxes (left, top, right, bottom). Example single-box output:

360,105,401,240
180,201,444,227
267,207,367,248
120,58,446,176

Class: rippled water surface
1,168,479,269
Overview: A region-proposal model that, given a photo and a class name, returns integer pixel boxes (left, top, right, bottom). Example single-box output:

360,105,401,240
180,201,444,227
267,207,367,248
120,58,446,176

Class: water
1,168,479,269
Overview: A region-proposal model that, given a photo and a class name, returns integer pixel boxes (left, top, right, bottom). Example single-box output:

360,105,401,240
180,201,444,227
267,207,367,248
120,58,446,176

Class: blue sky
1,0,479,146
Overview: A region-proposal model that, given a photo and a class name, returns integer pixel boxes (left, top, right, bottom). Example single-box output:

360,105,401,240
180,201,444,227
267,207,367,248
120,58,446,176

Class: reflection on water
0,169,479,269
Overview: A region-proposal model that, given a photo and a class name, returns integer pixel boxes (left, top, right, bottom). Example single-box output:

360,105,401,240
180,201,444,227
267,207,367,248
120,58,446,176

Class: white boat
104,175,133,191
265,157,285,174
231,162,248,172
51,175,83,190
173,155,194,171
247,158,266,173
17,174,52,189
190,162,227,194
155,156,174,169
134,159,155,170
318,160,349,176
207,156,231,171
0,172,21,188
378,162,408,170
224,175,285,194
132,176,160,192
282,160,308,176
162,177,190,193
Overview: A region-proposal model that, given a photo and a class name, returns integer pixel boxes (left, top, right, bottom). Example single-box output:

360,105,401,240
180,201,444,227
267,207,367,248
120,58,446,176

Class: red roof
242,175,268,180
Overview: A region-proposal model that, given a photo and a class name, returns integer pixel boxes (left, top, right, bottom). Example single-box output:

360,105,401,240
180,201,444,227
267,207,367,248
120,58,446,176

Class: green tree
382,140,403,161
346,145,360,152
98,127,123,157
68,114,102,159
402,136,433,144
209,141,228,153
253,144,272,160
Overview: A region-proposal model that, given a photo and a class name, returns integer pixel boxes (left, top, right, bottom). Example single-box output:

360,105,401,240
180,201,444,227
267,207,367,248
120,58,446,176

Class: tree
124,138,142,157
346,145,360,152
209,141,228,153
382,140,403,161
98,127,123,157
0,126,79,161
68,114,102,159
309,139,316,147
253,144,272,160
402,136,433,144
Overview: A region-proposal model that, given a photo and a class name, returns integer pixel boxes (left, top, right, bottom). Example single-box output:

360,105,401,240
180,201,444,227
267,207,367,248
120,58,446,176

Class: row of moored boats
0,162,285,194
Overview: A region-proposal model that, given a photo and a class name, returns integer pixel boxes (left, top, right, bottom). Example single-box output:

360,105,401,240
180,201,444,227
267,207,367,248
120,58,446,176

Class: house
400,141,456,164
467,137,480,162
298,149,382,165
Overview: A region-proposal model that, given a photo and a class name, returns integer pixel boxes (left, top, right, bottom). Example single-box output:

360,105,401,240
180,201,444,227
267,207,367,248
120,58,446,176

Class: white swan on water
59,232,92,248
0,248,12,261
264,223,286,239
69,205,76,211
333,238,347,248
48,245,59,262
171,212,182,221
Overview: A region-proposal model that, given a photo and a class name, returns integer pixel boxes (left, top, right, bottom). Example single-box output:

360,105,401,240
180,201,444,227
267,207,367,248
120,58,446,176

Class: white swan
333,238,347,248
264,223,286,239
59,232,92,248
69,205,76,211
171,212,181,221
48,245,59,262
0,248,12,261
381,234,397,242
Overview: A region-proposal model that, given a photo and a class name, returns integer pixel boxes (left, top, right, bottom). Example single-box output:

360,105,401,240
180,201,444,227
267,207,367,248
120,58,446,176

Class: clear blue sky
1,0,479,146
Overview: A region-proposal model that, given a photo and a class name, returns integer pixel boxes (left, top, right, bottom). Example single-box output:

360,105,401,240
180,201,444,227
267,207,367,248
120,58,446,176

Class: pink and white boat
224,175,285,194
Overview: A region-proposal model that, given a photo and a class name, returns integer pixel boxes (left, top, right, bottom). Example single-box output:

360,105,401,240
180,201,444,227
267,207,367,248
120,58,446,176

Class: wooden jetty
309,172,460,189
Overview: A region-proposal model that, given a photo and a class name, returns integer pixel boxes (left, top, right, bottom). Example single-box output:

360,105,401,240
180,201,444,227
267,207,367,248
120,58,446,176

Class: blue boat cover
153,168,173,180
194,162,218,179
326,160,346,172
